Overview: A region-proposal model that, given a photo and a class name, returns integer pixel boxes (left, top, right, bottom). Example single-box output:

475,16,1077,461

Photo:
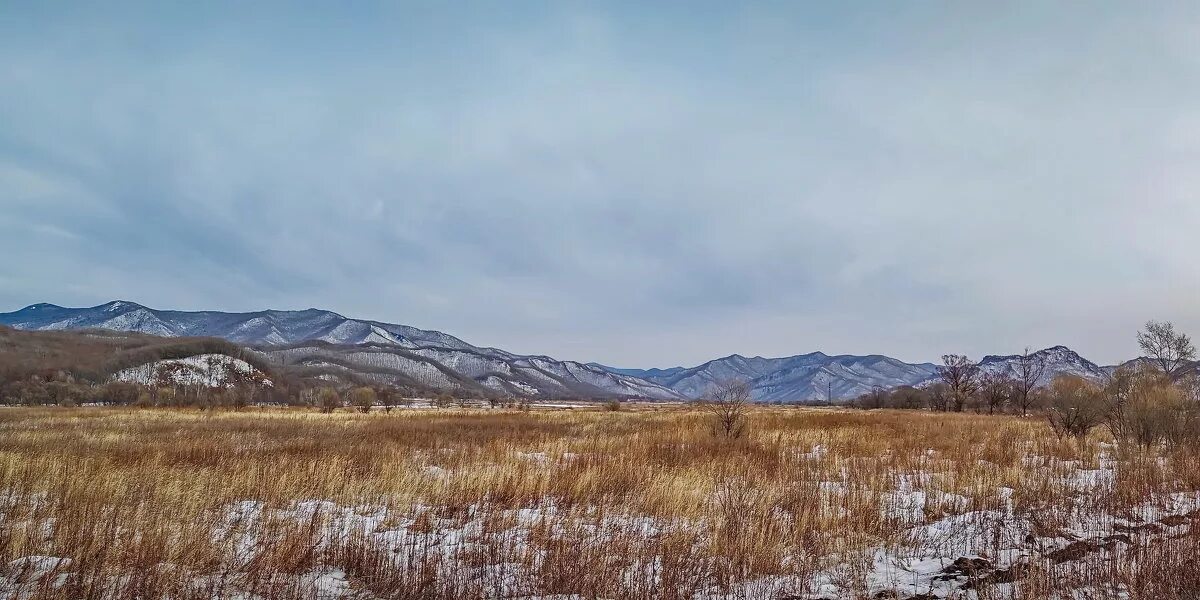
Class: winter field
0,406,1197,600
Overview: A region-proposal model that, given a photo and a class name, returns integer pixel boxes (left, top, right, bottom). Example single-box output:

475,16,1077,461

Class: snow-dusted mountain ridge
602,353,941,402
975,345,1109,384
1,301,491,353
0,302,1135,402
0,302,679,400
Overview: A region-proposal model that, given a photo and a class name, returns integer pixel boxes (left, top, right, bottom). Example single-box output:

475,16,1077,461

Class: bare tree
890,385,924,410
377,387,395,413
1138,320,1196,381
924,382,950,411
1102,364,1179,448
857,386,887,410
1013,348,1046,416
432,392,454,409
228,386,251,412
317,388,341,413
349,387,376,414
938,354,980,412
979,371,1013,415
700,379,751,439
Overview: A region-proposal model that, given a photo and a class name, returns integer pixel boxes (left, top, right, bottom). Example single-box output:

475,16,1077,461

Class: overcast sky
2,2,1199,367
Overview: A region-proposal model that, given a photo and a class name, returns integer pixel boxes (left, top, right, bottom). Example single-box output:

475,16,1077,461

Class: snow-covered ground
3,445,1196,600
112,354,272,388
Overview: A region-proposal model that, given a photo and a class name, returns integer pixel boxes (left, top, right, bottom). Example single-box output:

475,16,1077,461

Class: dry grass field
0,406,1197,599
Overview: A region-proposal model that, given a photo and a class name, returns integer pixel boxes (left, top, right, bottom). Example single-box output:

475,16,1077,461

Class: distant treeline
851,321,1200,450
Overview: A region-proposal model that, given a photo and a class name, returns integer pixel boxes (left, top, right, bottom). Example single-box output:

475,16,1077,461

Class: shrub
1045,375,1104,439
1105,366,1197,449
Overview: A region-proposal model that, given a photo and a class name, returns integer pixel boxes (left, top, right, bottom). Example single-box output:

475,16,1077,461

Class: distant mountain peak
100,300,144,311
23,303,61,310
977,344,1105,384
980,344,1080,362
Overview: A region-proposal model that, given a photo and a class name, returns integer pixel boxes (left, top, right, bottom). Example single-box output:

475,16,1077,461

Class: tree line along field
848,322,1200,448
0,405,1198,600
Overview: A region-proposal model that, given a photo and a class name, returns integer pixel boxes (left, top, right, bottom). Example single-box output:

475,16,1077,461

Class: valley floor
0,406,1197,599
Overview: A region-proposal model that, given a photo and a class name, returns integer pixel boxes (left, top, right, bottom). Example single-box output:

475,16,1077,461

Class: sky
2,2,1199,367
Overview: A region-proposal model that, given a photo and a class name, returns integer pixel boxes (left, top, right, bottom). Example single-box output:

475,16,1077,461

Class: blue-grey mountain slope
603,353,940,402
602,345,1127,403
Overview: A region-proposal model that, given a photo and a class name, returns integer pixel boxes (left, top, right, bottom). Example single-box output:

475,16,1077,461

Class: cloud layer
3,2,1199,366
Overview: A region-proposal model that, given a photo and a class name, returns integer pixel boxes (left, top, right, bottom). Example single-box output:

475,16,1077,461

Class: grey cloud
2,3,1199,366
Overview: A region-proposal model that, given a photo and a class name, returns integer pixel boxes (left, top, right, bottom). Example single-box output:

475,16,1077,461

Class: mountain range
595,344,1130,402
596,353,939,403
0,301,1142,402
4,301,491,351
0,302,682,400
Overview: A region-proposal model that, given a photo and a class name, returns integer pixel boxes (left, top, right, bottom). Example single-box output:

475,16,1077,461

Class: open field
0,406,1197,599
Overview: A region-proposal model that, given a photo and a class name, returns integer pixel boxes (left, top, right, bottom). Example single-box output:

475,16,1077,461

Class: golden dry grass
0,406,1196,599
